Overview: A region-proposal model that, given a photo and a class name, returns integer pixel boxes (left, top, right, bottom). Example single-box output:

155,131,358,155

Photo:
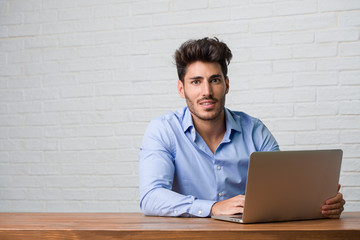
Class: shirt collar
181,107,242,133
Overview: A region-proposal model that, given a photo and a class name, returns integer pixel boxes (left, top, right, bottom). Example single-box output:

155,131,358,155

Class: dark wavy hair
174,37,232,82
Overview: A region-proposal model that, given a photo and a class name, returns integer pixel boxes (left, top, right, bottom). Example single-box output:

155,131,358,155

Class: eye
191,80,200,85
211,78,221,83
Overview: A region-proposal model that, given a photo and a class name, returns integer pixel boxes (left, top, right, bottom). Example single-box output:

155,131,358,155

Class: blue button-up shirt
139,107,279,217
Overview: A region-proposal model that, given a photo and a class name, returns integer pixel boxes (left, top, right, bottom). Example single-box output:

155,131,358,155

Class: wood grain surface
0,212,359,240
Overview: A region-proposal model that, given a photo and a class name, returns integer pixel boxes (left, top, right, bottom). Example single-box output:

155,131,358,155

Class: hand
211,195,245,216
322,184,346,219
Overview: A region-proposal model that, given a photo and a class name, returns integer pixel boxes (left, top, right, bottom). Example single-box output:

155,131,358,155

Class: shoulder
227,109,262,127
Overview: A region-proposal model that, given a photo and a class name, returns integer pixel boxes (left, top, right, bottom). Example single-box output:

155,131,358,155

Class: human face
178,61,229,123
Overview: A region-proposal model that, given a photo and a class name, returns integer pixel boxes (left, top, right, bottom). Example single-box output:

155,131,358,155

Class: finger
325,193,343,205
322,199,346,210
322,207,344,219
338,184,341,192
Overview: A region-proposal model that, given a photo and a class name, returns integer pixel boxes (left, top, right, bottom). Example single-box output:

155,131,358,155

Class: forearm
140,187,215,217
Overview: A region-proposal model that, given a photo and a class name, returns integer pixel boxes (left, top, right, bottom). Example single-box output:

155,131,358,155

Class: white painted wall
0,0,359,212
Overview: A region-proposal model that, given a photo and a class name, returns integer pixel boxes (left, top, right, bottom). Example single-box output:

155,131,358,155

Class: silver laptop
212,149,342,224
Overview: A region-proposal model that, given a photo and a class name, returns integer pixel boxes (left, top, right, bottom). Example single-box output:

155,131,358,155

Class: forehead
184,61,223,78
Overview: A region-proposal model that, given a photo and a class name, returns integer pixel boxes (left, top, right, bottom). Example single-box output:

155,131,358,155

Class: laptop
211,149,343,224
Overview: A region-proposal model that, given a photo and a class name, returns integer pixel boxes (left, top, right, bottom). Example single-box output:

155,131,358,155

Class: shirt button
198,210,202,215
174,210,178,214
217,166,221,170
192,129,195,133
218,193,222,197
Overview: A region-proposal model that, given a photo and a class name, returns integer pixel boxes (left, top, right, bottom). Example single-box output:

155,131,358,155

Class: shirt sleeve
254,119,280,152
139,117,216,217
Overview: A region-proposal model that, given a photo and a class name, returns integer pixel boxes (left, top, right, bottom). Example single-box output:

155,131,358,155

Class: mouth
199,99,216,109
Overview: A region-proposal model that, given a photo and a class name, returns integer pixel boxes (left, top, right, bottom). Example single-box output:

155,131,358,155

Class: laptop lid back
242,149,342,223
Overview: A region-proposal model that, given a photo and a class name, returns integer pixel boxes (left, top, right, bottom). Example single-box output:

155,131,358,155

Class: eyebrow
189,74,223,80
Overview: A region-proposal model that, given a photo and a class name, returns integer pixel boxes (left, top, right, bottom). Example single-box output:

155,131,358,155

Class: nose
202,81,213,96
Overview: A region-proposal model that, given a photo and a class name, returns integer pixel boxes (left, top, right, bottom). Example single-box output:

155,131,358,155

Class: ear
178,80,185,98
225,76,229,94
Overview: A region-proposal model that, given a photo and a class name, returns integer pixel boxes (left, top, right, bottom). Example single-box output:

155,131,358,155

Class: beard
184,93,226,122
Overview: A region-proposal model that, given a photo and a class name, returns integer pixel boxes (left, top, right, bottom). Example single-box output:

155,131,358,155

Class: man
139,37,345,218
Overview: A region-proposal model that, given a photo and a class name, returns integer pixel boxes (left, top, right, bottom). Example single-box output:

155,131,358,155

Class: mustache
197,96,217,103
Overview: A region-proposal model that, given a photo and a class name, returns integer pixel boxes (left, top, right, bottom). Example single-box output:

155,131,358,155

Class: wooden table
0,212,359,240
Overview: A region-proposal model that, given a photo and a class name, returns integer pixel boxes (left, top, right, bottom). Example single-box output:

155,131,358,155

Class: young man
139,37,345,218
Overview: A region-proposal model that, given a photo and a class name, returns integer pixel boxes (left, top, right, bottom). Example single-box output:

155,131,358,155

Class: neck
192,109,226,153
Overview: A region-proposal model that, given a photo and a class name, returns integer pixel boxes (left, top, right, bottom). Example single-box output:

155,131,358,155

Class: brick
317,87,360,101
0,189,26,200
252,47,291,60
45,176,80,188
82,201,120,212
153,8,229,26
8,76,42,88
96,83,133,96
251,18,292,33
24,139,58,151
78,126,114,137
231,90,273,104
132,1,169,15
273,0,317,16
11,201,45,212
45,126,78,138
24,36,58,49
273,32,314,45
0,164,25,175
96,136,133,150
293,43,337,58
341,72,360,86
318,117,360,130
9,0,41,12
341,131,360,144
293,73,338,86
343,187,360,201
272,118,316,131
295,103,338,116
0,90,23,102
0,13,23,25
316,29,359,43
274,88,316,103
24,10,57,23
43,0,76,9
229,35,272,48
319,0,360,12
115,16,152,29
46,202,81,212
60,85,94,98
7,24,41,37
8,102,42,113
59,138,96,151
231,62,272,75
340,173,360,187
338,11,360,26
340,101,360,115
0,152,9,163
293,13,337,30
342,159,360,172
26,164,61,175
231,5,272,19
340,42,360,57
209,0,248,8
11,151,43,163
274,60,316,73
28,189,62,200
296,131,339,145
13,176,45,187
10,127,43,138
58,8,93,21
317,57,360,71
24,88,60,101
94,4,129,18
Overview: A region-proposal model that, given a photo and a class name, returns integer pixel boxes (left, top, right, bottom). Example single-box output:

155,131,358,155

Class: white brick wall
0,0,359,212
